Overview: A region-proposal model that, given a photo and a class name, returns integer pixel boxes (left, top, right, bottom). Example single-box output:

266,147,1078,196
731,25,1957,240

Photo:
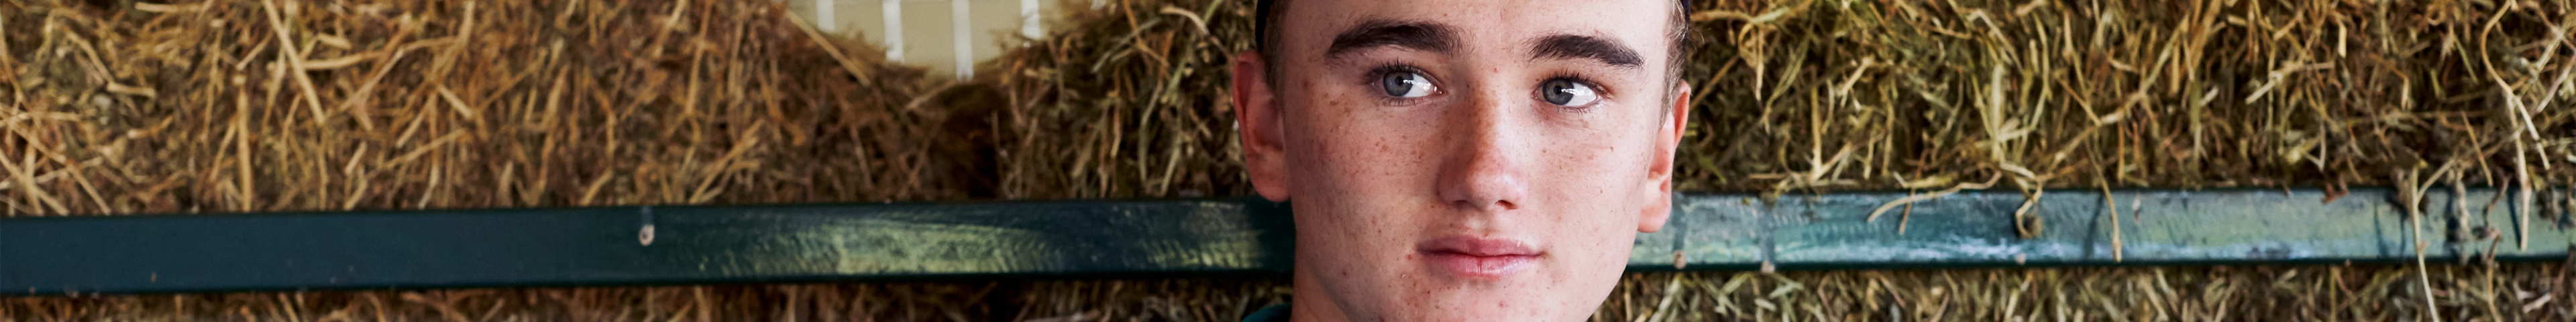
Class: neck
1288,260,1352,321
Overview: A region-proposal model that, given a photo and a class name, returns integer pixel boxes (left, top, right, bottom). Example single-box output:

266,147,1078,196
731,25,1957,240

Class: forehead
1275,0,1675,58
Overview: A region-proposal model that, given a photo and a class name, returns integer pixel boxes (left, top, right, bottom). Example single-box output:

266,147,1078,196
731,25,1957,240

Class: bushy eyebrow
1529,34,1643,68
1323,19,1458,60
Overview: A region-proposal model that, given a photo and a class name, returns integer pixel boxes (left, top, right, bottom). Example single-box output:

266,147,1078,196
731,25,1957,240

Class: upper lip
1416,235,1542,257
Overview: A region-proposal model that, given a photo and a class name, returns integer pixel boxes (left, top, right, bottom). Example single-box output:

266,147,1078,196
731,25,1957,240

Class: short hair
1252,0,1697,91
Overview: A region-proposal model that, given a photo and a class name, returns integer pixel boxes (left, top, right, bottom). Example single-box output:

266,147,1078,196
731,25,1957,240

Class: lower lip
1424,252,1538,278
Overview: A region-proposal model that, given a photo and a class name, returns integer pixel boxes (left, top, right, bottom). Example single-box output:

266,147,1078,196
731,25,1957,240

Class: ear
1640,85,1690,233
1232,50,1293,202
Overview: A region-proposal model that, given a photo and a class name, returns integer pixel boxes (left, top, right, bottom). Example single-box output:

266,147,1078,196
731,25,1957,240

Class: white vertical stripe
816,0,837,32
1020,0,1041,39
951,0,972,77
882,0,904,62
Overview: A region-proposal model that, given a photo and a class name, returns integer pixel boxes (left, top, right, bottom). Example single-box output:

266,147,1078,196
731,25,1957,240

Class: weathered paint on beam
1634,187,2575,271
1,188,2567,295
0,200,1297,295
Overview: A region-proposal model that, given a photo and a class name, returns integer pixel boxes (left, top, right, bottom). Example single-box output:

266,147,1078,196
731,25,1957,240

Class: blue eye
1538,78,1601,107
1381,71,1436,98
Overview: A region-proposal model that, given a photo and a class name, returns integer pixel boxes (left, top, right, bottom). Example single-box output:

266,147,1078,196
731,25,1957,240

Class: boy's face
1230,0,1689,321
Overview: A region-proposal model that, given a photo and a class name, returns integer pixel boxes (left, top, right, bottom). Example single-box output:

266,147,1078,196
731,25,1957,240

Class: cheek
1295,101,1430,190
1529,125,1658,242
1283,94,1440,220
1539,129,1645,199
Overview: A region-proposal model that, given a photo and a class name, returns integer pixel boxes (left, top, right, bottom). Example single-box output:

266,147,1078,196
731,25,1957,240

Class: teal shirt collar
1243,303,1290,322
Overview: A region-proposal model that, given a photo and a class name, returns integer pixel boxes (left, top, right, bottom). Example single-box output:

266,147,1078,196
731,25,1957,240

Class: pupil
1384,73,1412,96
1544,81,1571,104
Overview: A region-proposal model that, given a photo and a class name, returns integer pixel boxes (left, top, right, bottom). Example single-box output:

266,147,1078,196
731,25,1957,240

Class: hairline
1256,0,1695,105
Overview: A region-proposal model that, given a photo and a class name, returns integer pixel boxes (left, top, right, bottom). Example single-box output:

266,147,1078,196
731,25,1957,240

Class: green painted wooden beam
3,188,2567,295
1633,187,2572,272
2,200,1298,295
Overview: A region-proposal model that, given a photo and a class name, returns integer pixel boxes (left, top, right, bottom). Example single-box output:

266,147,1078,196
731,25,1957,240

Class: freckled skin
1230,1,1693,321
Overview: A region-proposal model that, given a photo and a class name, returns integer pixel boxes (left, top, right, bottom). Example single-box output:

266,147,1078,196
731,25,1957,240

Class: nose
1433,90,1530,213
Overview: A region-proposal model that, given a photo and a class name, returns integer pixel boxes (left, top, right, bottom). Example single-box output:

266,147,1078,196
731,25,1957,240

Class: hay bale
1601,263,2575,321
1,0,953,215
1,0,1024,319
975,0,1253,199
1672,0,2576,197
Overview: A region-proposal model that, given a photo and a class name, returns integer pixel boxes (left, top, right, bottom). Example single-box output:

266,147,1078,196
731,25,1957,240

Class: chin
1388,286,1578,322
1407,306,1572,321
1413,311,1559,322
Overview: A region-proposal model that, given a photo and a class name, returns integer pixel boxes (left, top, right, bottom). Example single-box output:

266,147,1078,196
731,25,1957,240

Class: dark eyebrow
1529,34,1643,68
1323,19,1458,60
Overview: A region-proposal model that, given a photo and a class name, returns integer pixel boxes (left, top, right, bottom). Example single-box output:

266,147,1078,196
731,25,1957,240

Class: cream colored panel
791,0,1055,76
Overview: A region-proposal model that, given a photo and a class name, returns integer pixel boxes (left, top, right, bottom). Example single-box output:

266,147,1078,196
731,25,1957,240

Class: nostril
1448,199,1520,211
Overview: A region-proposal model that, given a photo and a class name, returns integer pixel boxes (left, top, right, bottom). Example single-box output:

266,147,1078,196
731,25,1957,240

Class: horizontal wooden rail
3,187,2567,295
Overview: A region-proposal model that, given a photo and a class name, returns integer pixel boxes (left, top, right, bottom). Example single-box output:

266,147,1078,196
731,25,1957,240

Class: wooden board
3,188,2567,294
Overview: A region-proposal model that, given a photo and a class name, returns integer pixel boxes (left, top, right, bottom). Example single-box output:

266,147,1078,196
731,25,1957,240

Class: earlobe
1639,196,1670,233
1232,50,1293,202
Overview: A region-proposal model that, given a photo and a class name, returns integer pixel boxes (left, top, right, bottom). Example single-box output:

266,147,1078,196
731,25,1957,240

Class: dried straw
8,0,2576,320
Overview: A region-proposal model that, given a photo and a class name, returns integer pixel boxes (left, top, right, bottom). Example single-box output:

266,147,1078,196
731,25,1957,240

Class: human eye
1368,66,1439,101
1536,77,1603,109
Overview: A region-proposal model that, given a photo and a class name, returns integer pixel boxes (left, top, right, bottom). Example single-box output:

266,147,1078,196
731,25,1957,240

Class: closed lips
1417,236,1542,278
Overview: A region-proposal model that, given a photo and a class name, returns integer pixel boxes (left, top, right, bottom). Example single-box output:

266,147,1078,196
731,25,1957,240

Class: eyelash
1546,74,1611,95
1366,64,1438,105
1542,73,1613,111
